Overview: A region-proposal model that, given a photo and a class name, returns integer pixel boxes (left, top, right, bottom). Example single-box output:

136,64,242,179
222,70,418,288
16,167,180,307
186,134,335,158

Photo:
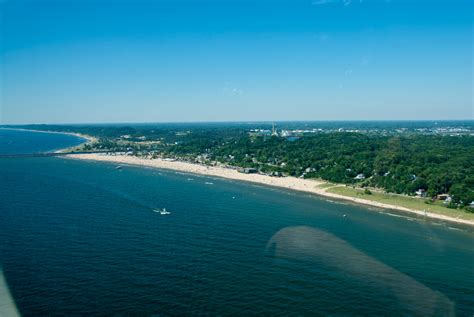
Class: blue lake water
0,129,473,316
0,128,85,154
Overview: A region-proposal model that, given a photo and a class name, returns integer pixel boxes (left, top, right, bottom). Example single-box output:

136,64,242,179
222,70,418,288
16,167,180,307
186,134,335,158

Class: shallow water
0,130,473,316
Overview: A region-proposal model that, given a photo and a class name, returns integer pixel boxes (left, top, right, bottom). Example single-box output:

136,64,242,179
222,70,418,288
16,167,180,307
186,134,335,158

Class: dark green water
0,130,473,316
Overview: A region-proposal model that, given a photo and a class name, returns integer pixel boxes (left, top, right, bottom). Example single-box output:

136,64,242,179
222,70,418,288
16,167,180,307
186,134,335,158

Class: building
238,167,258,174
443,196,453,204
415,189,427,197
271,123,278,136
436,194,450,200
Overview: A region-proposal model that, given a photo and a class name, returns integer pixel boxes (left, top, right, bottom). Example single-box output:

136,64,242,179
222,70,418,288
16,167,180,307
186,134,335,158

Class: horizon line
2,119,474,126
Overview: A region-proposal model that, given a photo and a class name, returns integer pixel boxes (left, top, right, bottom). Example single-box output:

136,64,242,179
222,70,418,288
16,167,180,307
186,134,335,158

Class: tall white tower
272,122,278,136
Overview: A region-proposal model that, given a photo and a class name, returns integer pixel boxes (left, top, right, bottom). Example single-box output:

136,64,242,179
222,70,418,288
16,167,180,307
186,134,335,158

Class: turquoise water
0,130,473,316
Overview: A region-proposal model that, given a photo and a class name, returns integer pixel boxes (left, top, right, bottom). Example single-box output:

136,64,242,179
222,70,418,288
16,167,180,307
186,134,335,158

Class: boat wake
153,208,171,215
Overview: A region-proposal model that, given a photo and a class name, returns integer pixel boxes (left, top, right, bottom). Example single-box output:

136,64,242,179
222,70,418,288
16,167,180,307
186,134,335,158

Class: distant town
249,123,474,138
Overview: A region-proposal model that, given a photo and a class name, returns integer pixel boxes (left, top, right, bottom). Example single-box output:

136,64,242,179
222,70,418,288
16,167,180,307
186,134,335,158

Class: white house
415,189,427,197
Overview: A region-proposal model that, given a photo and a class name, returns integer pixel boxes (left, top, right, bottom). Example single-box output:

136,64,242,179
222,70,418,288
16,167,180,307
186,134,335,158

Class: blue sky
1,0,472,124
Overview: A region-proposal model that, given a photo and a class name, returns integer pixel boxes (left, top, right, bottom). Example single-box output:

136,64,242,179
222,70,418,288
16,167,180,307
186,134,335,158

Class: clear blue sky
1,0,472,124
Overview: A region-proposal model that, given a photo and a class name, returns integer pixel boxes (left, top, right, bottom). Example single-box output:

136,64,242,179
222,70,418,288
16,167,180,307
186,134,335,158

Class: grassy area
315,182,336,189
326,186,474,221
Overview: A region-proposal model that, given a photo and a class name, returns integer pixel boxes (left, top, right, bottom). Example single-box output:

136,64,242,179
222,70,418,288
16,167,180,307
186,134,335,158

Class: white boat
154,208,171,215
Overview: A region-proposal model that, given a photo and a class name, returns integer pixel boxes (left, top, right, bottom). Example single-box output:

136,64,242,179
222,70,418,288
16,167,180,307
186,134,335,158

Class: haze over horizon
2,119,474,127
1,0,472,124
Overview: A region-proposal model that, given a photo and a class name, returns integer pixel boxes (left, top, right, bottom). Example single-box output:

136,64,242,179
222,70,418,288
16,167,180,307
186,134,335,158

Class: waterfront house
415,189,427,197
238,167,258,174
437,194,450,200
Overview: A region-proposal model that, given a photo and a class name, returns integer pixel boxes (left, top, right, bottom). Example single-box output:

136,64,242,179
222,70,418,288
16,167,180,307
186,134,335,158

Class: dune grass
315,183,335,189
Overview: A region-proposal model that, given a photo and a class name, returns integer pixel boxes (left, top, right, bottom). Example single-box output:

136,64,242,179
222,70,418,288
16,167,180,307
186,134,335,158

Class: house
415,189,427,197
443,196,453,204
436,194,450,201
238,167,258,174
354,173,365,180
195,154,209,164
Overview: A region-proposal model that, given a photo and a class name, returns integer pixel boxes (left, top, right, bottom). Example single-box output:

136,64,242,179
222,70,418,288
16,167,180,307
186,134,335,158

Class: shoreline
65,153,474,227
0,128,97,151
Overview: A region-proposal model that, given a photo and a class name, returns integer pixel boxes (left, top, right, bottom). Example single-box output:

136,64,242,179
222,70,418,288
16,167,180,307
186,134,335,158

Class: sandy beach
54,132,97,153
66,153,474,226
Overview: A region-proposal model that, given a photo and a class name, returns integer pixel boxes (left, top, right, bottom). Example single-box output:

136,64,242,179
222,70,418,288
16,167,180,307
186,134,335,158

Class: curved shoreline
65,153,474,227
0,128,97,152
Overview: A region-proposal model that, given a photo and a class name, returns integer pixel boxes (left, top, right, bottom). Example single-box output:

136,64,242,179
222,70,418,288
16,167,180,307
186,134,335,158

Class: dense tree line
127,130,473,207
210,134,473,207
6,124,473,207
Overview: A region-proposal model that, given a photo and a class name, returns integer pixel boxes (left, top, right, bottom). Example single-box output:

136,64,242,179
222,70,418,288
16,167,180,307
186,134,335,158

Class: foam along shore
66,153,474,227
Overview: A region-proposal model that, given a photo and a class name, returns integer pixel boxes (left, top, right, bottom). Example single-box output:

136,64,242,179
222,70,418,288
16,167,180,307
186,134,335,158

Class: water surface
0,129,85,154
0,130,473,316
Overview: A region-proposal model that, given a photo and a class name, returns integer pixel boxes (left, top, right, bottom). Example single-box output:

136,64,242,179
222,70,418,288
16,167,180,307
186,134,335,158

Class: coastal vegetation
327,186,474,221
5,123,474,212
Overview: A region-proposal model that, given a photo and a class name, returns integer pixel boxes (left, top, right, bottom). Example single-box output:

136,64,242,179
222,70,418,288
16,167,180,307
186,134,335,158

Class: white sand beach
66,153,474,226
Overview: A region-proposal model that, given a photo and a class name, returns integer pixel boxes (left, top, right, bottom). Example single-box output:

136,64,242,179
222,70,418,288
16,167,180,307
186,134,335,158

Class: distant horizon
2,118,474,127
3,114,473,126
